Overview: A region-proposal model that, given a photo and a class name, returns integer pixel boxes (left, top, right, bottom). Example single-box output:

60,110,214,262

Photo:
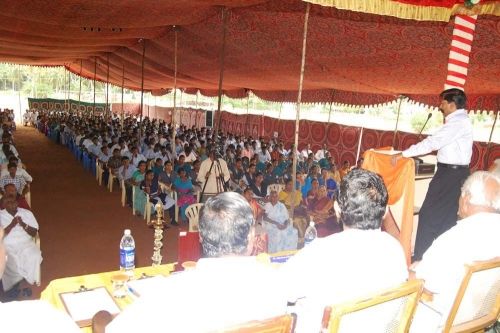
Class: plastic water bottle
304,221,317,247
120,229,135,275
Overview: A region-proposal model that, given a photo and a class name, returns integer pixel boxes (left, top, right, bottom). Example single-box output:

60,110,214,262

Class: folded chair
321,279,424,333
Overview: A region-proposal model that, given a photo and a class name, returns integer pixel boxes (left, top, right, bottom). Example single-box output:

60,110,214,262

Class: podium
362,149,415,265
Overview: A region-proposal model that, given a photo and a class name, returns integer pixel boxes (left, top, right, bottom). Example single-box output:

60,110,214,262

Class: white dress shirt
107,256,288,333
282,229,408,333
411,212,500,332
402,109,472,165
0,300,80,333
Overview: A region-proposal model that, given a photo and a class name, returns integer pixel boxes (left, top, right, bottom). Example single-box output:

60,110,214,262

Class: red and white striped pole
444,14,478,90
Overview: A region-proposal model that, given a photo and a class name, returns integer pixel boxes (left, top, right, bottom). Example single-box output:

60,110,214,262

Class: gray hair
199,192,255,258
461,171,500,212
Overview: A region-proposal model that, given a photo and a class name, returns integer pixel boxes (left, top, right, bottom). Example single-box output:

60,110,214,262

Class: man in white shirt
106,192,288,333
410,171,500,333
300,143,312,160
197,149,230,202
282,169,408,332
0,157,33,183
129,146,146,168
0,223,80,333
0,195,42,292
314,144,328,161
393,88,473,261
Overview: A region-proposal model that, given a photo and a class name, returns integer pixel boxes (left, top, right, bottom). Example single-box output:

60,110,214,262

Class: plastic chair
321,279,424,333
160,182,179,223
108,173,116,192
218,313,296,333
120,179,126,207
33,232,41,286
443,257,500,333
25,191,32,208
185,203,204,232
267,183,285,196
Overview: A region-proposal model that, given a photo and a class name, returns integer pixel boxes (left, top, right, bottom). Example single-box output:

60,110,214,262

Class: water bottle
120,229,135,275
304,221,317,247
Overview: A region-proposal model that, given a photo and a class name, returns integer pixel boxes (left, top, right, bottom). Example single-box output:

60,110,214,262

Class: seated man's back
282,169,408,332
0,300,81,333
107,192,288,333
107,256,286,333
411,171,500,332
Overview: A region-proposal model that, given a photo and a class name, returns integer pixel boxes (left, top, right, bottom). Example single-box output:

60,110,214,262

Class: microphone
417,113,432,140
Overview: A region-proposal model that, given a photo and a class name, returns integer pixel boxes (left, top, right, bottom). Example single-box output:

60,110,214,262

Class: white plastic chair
185,203,204,232
267,183,285,196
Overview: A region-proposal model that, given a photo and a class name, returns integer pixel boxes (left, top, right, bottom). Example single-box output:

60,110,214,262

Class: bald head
458,171,500,219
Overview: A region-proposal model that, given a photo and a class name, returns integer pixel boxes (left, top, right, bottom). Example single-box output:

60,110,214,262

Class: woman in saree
172,168,197,224
308,185,343,237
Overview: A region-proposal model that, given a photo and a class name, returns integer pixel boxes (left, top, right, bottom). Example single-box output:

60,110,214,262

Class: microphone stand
417,113,433,140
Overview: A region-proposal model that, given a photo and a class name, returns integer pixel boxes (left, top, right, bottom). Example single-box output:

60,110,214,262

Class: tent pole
291,3,310,220
171,26,179,159
483,109,498,170
93,56,97,116
327,90,335,123
121,64,125,129
17,65,22,123
106,53,110,119
65,68,70,112
215,7,228,138
245,92,250,136
78,60,82,114
139,39,146,144
392,96,404,149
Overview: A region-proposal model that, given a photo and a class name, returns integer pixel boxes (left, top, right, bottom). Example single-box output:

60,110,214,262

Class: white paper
127,276,167,298
61,287,120,322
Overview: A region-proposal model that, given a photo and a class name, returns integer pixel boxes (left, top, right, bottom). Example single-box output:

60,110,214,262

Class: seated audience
106,192,287,333
262,190,298,253
282,169,408,332
0,195,42,292
410,171,500,333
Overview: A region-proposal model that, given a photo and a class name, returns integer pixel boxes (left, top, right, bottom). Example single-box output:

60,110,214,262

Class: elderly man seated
263,190,298,253
410,171,500,333
0,224,80,332
105,192,288,333
0,195,42,293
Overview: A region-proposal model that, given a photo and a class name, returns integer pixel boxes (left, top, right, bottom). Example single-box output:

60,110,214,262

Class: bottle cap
124,229,131,235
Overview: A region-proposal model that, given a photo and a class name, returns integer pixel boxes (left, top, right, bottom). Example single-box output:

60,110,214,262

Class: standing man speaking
393,88,472,262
